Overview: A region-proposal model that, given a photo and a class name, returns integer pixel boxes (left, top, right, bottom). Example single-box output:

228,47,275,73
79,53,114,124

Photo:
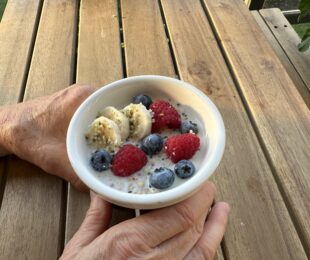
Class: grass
0,0,7,21
292,23,310,39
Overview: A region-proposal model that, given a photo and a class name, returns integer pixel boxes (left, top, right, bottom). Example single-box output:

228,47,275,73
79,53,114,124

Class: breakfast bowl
67,75,225,209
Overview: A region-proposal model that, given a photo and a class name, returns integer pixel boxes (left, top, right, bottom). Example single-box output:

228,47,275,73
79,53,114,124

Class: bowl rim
67,75,225,207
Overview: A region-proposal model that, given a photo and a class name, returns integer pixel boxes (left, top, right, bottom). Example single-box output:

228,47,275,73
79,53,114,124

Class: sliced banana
99,106,130,140
85,116,122,151
122,103,152,140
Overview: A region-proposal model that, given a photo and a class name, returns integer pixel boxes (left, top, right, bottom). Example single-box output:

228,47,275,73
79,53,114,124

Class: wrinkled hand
0,85,94,190
61,182,229,259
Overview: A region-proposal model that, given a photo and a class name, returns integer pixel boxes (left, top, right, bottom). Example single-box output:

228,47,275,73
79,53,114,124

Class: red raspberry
150,100,181,133
111,144,147,177
164,134,200,163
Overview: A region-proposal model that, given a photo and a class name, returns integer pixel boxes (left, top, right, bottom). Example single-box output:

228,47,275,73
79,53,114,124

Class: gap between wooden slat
200,0,309,256
0,157,9,209
157,0,180,78
117,0,127,78
17,0,45,103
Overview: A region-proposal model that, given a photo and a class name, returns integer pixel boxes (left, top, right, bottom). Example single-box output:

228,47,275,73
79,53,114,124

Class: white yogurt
87,101,206,194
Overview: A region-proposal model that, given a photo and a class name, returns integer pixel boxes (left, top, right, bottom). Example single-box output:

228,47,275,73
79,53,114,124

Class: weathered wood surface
162,0,307,259
0,0,42,105
0,0,309,259
204,0,310,254
121,0,175,77
260,8,310,93
0,0,78,259
251,10,310,108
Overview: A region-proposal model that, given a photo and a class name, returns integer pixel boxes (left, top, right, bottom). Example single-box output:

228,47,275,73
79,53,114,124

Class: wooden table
0,0,309,259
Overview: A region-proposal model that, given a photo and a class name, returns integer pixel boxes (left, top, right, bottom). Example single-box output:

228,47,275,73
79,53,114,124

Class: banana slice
122,103,152,140
85,116,122,151
99,106,130,140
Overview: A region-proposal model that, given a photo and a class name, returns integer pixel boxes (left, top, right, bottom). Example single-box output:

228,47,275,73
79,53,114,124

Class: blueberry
90,150,112,172
141,134,164,157
133,94,153,108
150,167,175,189
180,121,199,134
174,160,195,179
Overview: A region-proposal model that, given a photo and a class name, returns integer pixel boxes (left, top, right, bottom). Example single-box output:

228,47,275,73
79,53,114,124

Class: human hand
0,85,94,190
61,182,229,259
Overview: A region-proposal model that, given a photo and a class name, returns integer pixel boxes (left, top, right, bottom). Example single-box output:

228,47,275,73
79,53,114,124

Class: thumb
66,191,112,248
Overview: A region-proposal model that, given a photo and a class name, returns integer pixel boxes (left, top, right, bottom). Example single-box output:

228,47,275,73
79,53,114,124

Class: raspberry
150,100,181,133
164,134,200,163
111,144,147,177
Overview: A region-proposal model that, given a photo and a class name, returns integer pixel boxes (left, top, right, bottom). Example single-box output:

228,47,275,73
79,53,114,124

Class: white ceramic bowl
67,75,225,209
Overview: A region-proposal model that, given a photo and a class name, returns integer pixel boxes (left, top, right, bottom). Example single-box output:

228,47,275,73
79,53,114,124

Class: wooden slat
260,8,310,92
251,11,310,108
161,0,307,259
204,0,310,254
65,0,124,243
0,0,78,259
0,0,42,105
122,0,225,257
0,0,42,208
122,0,175,77
24,0,78,99
76,0,123,88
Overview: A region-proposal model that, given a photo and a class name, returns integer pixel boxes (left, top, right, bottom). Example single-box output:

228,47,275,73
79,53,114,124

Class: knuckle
175,203,196,229
73,85,95,97
108,228,150,256
85,207,103,222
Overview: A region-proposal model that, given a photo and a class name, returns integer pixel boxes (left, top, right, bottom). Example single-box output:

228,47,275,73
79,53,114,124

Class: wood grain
0,0,42,208
0,0,78,259
251,11,310,108
0,0,42,105
121,0,175,77
24,0,78,99
161,0,307,259
65,0,125,243
260,8,310,92
204,0,310,254
76,0,123,88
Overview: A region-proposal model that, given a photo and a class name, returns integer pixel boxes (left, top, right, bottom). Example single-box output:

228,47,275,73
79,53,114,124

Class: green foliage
299,0,310,22
0,0,8,22
298,27,310,51
298,0,310,51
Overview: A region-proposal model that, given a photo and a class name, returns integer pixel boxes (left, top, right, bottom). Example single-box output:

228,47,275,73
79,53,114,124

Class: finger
105,181,216,248
185,202,230,260
156,208,209,259
65,191,112,249
62,84,95,114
